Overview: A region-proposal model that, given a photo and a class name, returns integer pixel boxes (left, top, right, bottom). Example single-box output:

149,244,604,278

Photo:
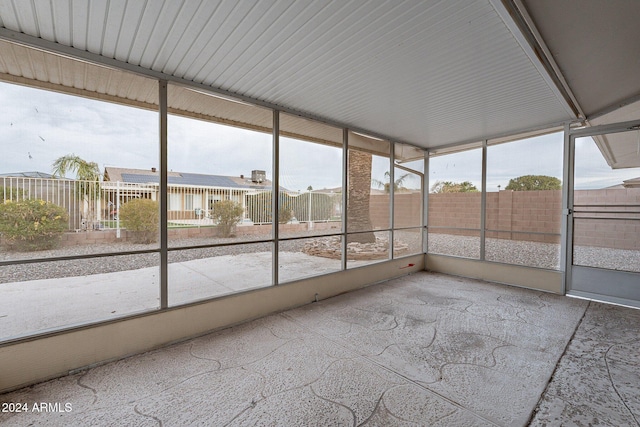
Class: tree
347,150,376,243
52,154,102,229
505,175,561,191
372,171,410,193
430,181,478,193
52,154,101,181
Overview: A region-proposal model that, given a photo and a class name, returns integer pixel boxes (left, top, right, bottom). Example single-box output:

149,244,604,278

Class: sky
1,80,638,192
431,132,640,191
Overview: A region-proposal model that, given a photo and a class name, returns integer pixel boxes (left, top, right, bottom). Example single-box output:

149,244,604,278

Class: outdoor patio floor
1,271,639,426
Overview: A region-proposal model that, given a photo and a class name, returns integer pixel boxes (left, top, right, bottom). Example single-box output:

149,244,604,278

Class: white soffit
520,1,640,170
521,0,640,120
589,102,640,169
0,0,577,149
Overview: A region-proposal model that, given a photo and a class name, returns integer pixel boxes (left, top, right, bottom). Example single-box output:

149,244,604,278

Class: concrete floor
1,271,638,426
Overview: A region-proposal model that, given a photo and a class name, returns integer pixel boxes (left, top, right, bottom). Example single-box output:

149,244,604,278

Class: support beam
159,80,168,309
272,110,280,285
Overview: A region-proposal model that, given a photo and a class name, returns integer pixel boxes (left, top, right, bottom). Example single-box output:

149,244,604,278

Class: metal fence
1,177,343,232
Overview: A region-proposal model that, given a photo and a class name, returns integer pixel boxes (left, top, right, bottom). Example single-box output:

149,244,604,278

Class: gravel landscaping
1,231,637,284
428,233,640,272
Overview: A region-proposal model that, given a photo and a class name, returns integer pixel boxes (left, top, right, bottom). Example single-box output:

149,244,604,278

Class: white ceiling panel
522,0,640,118
0,0,594,150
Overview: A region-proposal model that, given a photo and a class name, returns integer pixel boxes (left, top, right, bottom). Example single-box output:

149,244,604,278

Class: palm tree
52,154,101,181
52,154,102,229
347,150,376,243
372,171,410,193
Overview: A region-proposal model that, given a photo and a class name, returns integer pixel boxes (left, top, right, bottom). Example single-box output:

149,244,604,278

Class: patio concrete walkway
2,271,636,426
0,252,351,339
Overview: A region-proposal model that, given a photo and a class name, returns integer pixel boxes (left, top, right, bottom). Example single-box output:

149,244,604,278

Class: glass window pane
347,132,391,236
168,243,272,306
278,113,343,239
394,228,423,257
0,82,159,256
573,134,640,273
167,84,273,246
394,142,424,174
486,133,563,269
0,254,159,340
428,229,481,259
393,167,422,228
278,238,342,283
0,63,160,340
427,148,481,258
347,230,391,268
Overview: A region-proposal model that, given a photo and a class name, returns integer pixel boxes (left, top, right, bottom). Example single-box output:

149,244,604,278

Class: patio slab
0,252,350,339
530,301,640,426
0,272,599,426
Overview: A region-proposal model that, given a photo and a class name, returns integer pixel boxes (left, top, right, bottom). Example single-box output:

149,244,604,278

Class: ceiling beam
495,0,584,120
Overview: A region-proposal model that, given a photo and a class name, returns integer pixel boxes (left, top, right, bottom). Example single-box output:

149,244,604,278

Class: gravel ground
0,231,423,284
1,232,636,284
1,236,273,284
428,234,640,273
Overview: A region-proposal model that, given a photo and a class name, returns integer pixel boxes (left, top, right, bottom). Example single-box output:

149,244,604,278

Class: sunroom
0,1,639,425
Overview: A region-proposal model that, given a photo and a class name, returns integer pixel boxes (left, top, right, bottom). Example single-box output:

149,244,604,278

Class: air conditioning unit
251,170,266,183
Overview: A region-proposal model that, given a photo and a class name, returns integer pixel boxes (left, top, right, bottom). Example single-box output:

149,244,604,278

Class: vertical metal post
423,150,429,255
308,189,313,229
116,181,121,238
389,143,395,260
480,140,487,261
341,128,348,270
272,110,280,285
560,122,572,294
159,80,168,309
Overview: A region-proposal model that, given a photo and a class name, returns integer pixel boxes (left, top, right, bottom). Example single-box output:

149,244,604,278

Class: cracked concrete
0,272,638,426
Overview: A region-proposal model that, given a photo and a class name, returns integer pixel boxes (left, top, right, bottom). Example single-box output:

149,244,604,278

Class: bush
119,198,159,244
0,199,68,251
0,186,23,201
210,200,244,237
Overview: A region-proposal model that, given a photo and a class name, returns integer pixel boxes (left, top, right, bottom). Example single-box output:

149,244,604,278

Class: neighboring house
623,177,640,188
0,171,57,179
103,167,275,224
604,176,640,189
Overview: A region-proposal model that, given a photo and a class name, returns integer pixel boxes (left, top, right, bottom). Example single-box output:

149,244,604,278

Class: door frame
564,119,640,308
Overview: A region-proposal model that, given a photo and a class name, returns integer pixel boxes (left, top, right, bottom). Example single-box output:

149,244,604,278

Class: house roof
104,167,274,191
0,171,57,179
623,177,640,189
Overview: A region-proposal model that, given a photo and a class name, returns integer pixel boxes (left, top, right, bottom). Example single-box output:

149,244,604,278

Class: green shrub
0,186,23,201
119,199,159,244
210,200,244,237
0,199,68,251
